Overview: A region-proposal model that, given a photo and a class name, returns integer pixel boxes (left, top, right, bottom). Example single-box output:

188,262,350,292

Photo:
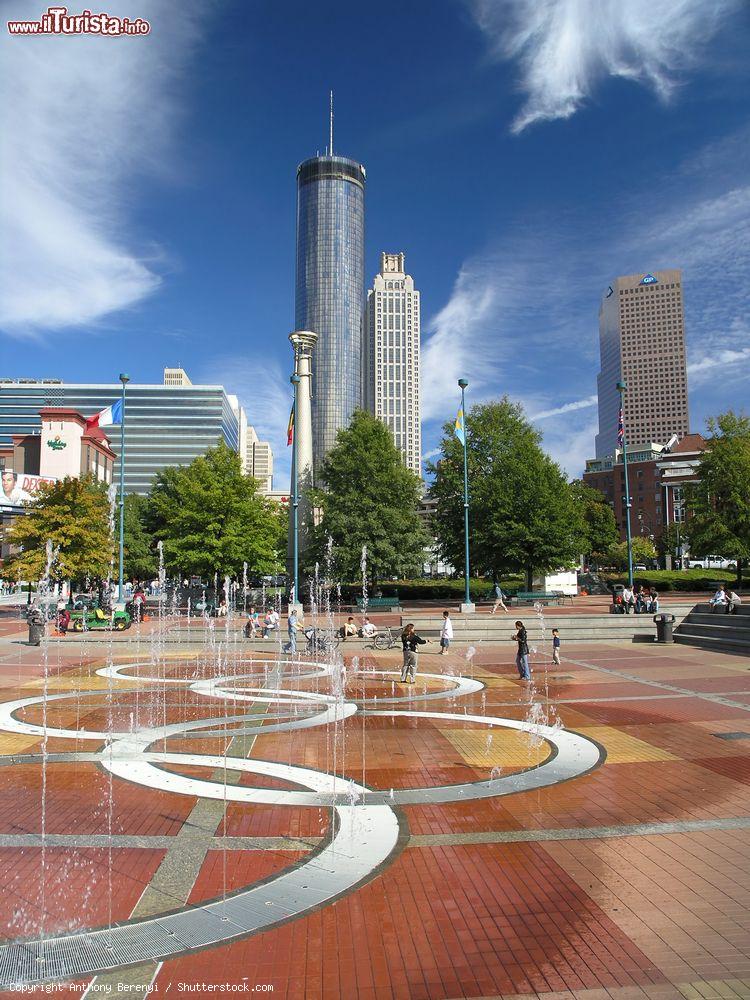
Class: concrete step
674,633,750,655
680,613,750,630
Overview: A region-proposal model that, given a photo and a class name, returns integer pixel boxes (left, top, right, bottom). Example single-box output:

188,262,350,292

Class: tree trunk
525,567,533,590
737,557,744,589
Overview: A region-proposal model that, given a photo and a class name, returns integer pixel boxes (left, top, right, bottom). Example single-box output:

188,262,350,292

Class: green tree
687,411,750,585
428,398,583,589
4,475,113,584
606,536,657,570
123,493,157,581
146,442,285,578
569,479,619,558
657,522,688,561
307,410,429,584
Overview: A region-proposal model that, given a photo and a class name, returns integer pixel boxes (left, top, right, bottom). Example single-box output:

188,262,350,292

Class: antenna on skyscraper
329,90,334,156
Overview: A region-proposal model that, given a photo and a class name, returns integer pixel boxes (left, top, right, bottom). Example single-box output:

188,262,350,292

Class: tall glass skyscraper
295,154,365,474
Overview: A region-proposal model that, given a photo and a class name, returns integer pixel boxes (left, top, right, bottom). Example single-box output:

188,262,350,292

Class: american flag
617,408,624,449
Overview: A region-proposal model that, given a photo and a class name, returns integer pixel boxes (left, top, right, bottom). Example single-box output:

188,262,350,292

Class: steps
403,606,694,644
674,602,750,656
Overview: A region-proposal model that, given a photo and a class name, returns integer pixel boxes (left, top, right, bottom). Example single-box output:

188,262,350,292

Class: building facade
246,425,274,493
295,154,366,474
0,377,241,495
595,270,689,458
364,252,422,475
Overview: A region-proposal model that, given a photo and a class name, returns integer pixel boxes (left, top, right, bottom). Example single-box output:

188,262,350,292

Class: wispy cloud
470,0,741,132
200,355,293,487
687,342,750,382
0,0,205,338
530,395,597,420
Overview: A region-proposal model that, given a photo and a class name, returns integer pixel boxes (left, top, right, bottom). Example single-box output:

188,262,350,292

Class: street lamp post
290,373,300,607
457,378,475,613
616,380,634,588
118,374,130,603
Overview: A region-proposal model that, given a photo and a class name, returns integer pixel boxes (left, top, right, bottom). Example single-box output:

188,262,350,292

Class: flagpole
118,374,129,603
458,378,474,613
617,380,634,588
290,374,300,607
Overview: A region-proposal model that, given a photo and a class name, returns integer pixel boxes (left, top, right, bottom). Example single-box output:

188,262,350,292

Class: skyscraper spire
329,90,334,156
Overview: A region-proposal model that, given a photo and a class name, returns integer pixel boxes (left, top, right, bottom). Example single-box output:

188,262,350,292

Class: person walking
439,610,453,655
513,620,531,681
491,583,508,614
551,628,561,665
400,623,427,683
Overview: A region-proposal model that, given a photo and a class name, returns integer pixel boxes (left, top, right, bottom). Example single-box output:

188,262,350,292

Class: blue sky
1,0,749,487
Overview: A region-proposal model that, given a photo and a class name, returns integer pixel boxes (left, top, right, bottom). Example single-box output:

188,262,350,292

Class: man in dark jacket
513,620,531,680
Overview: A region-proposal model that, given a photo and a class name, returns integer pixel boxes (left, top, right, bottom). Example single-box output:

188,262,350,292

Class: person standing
401,623,427,683
439,610,453,655
491,583,508,614
513,620,531,680
284,609,300,654
551,628,561,665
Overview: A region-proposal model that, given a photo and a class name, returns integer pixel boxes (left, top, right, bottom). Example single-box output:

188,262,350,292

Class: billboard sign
0,472,57,509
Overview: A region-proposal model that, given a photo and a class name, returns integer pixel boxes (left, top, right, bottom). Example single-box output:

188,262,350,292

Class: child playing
551,628,561,665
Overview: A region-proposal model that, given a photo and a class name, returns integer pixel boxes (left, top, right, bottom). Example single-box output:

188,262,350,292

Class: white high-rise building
246,425,274,493
364,252,422,476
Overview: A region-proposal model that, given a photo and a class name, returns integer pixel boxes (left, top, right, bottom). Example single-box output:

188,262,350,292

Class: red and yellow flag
287,406,294,446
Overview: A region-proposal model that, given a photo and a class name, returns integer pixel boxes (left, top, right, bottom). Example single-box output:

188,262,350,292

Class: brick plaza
0,617,748,1000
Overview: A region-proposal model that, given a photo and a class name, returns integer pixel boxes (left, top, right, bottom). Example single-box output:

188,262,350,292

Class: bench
512,592,561,606
355,596,400,610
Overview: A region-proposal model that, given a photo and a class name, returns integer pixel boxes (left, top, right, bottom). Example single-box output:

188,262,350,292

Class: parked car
634,564,648,571
687,555,737,570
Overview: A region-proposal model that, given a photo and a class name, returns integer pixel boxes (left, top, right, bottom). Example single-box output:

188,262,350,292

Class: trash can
27,607,45,646
653,612,675,644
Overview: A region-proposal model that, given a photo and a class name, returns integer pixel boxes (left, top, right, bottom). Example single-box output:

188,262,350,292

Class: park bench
512,592,562,606
355,596,400,611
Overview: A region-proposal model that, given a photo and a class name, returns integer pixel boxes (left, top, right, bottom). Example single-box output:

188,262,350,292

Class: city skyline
1,1,748,484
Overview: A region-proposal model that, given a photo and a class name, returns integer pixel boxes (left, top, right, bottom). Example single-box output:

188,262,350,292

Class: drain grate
713,731,750,740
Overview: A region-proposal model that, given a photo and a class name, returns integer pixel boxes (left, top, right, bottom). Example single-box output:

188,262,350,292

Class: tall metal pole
458,378,473,611
118,373,130,603
290,373,300,606
617,380,634,588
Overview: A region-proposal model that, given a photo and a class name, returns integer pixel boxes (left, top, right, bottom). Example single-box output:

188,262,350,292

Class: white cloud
541,416,598,480
530,395,597,420
471,0,740,132
688,344,750,382
0,0,205,337
200,355,294,487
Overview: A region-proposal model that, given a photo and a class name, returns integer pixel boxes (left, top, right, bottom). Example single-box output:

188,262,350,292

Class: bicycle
373,626,398,650
305,628,341,655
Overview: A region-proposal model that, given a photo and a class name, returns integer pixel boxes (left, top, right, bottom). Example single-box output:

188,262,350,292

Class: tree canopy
307,410,429,584
569,479,619,558
427,398,584,588
123,492,158,581
688,411,750,582
146,441,285,578
4,475,113,584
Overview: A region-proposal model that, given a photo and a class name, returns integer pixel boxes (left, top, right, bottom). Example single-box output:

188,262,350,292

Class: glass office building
295,155,366,474
0,379,240,495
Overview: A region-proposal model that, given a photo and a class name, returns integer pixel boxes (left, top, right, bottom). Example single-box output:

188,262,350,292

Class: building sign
46,435,67,451
639,273,658,285
1,472,57,508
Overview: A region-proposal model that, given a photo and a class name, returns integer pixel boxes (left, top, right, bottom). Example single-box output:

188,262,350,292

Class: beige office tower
595,269,689,458
246,425,274,493
163,367,192,387
364,252,422,476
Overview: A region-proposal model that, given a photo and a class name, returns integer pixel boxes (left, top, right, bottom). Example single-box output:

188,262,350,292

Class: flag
286,406,294,446
454,407,466,446
617,407,624,449
86,398,122,429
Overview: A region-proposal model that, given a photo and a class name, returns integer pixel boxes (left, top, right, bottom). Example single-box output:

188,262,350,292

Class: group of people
339,616,378,640
615,585,660,614
243,607,282,638
710,586,743,614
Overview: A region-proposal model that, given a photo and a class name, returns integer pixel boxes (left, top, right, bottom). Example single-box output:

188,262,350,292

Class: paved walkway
0,616,748,999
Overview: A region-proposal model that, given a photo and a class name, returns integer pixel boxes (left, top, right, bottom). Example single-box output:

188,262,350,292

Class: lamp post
118,373,129,603
457,378,474,612
616,380,634,588
290,373,300,607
